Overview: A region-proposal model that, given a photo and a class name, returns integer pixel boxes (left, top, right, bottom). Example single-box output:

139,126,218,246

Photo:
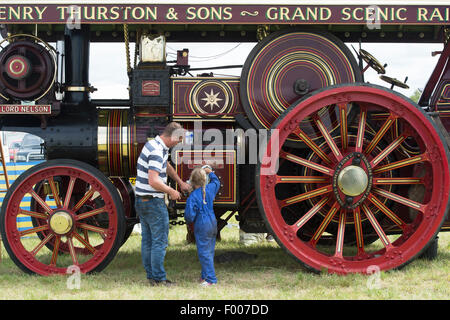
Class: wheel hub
6,55,30,80
337,165,368,197
49,211,73,235
333,152,373,209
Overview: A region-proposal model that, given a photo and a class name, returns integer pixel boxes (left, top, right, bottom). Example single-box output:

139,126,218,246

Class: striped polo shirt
135,135,169,198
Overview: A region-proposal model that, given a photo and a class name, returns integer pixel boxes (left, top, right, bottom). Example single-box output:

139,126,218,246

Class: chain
169,211,186,226
170,220,186,226
123,24,131,74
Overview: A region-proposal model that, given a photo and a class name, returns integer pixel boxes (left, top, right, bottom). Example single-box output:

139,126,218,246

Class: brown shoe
153,279,176,287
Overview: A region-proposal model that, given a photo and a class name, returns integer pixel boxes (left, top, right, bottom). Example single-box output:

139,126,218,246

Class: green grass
0,224,449,300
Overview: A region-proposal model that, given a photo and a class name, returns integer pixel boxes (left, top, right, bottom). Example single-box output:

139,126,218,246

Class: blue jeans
135,196,169,281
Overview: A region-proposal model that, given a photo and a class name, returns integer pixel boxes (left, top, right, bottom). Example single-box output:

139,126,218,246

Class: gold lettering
23,7,34,20
68,6,81,21
266,7,278,20
9,6,20,20
0,7,5,20
320,7,331,21
291,7,305,21
211,7,222,20
124,7,132,20
110,6,120,20
34,6,47,20
341,8,351,21
197,7,209,20
365,7,375,21
306,7,317,20
353,8,364,21
223,7,232,20
146,7,157,20
186,7,196,20
378,7,388,21
430,8,444,21
397,8,407,21
83,6,95,20
56,6,68,20
97,6,108,20
417,8,428,21
131,7,145,20
280,7,290,21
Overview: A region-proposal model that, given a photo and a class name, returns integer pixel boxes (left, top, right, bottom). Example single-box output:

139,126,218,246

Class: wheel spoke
32,64,45,73
31,233,54,256
29,189,53,214
364,113,397,155
276,176,329,184
48,177,62,208
67,237,79,265
353,207,365,255
18,79,26,90
367,194,406,228
20,209,48,220
370,134,407,168
355,107,367,153
334,209,346,258
19,224,48,237
373,154,427,174
310,201,340,246
292,196,330,232
76,207,107,221
292,127,332,165
63,177,76,209
280,150,334,176
279,185,333,207
72,232,97,254
314,116,343,161
72,188,95,212
83,229,90,243
78,223,107,236
372,188,425,212
373,177,423,185
50,235,61,266
339,104,348,151
361,203,392,249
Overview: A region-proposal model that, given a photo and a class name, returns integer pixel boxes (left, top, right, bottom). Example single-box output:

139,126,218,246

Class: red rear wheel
256,84,450,274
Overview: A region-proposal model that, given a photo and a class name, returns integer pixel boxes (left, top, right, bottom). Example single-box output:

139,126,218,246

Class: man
135,122,191,286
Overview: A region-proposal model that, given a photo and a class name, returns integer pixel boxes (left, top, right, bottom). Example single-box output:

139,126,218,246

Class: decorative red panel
171,77,245,121
174,150,237,206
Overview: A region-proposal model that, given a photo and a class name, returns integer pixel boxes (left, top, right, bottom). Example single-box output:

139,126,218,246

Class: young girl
184,165,221,286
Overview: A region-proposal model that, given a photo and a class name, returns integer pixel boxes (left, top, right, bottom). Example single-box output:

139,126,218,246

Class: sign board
0,104,51,114
0,4,448,25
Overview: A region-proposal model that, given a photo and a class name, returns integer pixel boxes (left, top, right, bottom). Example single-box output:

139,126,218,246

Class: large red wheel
0,159,125,275
256,83,450,274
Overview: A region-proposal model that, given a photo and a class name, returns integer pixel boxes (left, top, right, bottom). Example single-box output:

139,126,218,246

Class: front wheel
0,159,126,275
256,83,450,274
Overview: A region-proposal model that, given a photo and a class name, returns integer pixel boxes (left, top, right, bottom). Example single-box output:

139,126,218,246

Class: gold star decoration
201,89,223,111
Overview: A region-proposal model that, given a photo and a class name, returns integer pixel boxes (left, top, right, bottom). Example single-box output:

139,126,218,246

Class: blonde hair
189,167,207,204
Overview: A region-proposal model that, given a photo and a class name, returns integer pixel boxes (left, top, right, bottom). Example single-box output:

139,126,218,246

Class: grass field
0,222,449,300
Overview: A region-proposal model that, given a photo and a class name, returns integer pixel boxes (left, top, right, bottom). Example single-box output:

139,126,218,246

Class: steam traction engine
0,2,449,275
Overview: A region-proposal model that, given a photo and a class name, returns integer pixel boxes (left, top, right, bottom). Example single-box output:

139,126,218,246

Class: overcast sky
89,41,443,100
